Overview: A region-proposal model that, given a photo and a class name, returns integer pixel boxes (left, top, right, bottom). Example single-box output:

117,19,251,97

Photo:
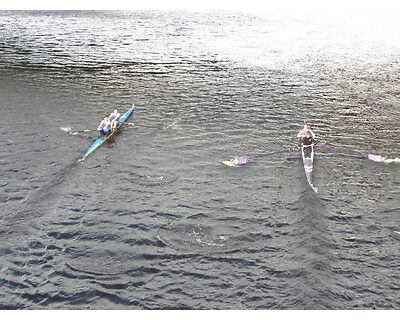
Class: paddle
124,122,155,129
60,127,98,135
124,122,171,130
62,122,160,136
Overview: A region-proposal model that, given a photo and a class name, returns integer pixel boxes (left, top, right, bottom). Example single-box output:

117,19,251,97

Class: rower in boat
109,108,121,131
97,113,112,136
297,122,315,139
301,130,315,158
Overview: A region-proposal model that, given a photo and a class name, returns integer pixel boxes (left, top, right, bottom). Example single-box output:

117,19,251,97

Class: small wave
156,215,264,254
60,126,72,133
123,173,178,187
390,230,400,241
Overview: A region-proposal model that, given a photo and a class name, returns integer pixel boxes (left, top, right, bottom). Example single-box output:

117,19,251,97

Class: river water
0,10,399,309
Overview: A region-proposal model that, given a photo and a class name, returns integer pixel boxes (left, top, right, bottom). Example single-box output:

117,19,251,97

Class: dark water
0,10,400,309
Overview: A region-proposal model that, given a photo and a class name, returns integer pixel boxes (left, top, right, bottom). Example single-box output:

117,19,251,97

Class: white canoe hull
302,145,318,193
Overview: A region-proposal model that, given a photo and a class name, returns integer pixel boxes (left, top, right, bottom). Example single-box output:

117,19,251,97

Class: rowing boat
80,106,135,161
80,106,134,161
301,144,318,193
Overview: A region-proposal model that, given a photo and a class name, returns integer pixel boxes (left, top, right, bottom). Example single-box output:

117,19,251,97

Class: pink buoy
368,154,382,162
233,156,248,165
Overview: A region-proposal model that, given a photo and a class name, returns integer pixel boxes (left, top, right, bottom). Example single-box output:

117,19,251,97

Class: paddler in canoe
301,130,315,158
297,122,315,139
97,113,112,135
109,108,121,130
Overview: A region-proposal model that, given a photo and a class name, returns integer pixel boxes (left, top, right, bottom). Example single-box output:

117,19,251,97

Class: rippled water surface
0,10,399,309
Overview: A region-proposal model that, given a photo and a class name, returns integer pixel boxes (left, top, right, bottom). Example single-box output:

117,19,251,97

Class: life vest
299,128,314,138
110,111,120,121
103,119,111,131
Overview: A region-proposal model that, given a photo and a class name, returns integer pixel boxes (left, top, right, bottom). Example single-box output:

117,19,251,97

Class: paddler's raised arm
97,119,104,131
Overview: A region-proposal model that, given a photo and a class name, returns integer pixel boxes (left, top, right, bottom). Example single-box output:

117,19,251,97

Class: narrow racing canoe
80,106,134,161
302,144,318,193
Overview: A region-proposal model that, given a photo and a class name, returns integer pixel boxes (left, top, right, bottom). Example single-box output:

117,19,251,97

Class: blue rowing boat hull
80,106,134,161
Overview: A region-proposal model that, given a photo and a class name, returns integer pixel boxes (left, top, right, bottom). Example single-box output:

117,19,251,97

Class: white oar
124,122,173,130
60,127,98,135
